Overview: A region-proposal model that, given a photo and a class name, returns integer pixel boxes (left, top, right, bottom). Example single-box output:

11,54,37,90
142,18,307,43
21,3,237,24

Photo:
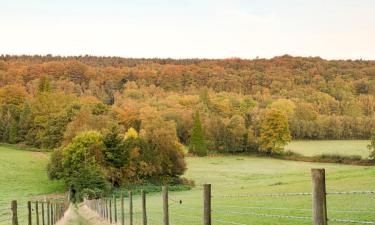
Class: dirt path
57,203,113,225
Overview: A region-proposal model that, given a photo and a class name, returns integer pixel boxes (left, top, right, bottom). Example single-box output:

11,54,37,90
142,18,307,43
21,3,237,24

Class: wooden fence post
41,202,45,225
311,168,327,225
109,198,112,223
50,203,55,225
114,196,117,223
27,201,32,225
47,202,50,225
121,193,125,225
163,186,169,225
36,201,40,225
11,200,18,225
203,184,211,225
129,191,133,225
142,190,147,225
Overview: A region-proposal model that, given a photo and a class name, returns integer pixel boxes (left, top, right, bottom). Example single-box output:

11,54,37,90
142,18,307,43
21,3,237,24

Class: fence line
82,168,375,225
0,199,68,225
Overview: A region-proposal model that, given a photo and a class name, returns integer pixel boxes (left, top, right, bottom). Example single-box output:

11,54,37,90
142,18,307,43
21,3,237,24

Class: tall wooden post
162,186,169,225
114,196,117,223
27,201,32,225
121,193,125,225
36,201,40,225
109,198,112,223
41,202,45,225
129,191,133,225
47,202,50,225
311,169,327,225
203,184,211,225
50,203,54,225
11,200,18,225
142,190,147,225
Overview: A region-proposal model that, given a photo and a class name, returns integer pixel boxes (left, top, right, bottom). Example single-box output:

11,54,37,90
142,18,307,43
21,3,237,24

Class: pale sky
1,0,374,59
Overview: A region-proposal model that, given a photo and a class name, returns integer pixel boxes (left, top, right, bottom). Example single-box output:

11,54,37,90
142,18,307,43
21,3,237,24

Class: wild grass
286,140,371,158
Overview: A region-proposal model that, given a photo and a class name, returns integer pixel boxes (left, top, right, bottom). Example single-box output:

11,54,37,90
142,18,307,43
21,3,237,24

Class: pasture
286,140,371,158
0,145,64,225
1,145,375,225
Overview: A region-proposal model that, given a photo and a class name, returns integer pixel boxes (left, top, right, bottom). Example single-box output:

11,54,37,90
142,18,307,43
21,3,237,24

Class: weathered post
142,190,147,225
121,193,125,225
162,186,169,225
203,184,211,225
27,201,32,225
311,168,327,225
114,196,117,223
11,200,18,225
41,202,45,225
50,203,54,225
129,191,133,225
36,201,40,225
109,198,112,223
47,202,50,225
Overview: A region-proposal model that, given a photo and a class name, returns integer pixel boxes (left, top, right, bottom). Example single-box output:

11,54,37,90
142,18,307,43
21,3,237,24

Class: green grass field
1,145,375,225
286,140,371,158
0,145,64,225
139,156,375,225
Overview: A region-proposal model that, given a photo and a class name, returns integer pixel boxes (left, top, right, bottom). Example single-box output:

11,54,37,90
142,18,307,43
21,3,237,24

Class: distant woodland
0,55,374,153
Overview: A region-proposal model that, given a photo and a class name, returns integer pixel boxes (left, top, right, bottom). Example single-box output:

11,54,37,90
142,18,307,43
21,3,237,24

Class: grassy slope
0,145,64,224
141,156,375,225
286,140,371,158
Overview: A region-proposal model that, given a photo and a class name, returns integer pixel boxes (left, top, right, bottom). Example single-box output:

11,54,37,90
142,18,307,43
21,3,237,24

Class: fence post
36,201,40,225
163,186,169,225
129,191,133,225
11,200,18,225
47,202,50,225
121,193,125,225
109,198,112,223
311,168,327,225
203,184,211,225
142,190,147,225
114,195,117,224
50,203,54,225
41,202,45,225
27,201,32,225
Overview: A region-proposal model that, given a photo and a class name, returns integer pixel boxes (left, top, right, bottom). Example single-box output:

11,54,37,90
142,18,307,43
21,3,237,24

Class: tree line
0,55,374,196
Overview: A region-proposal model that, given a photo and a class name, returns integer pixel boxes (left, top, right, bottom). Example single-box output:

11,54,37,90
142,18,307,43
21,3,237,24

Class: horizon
1,0,375,60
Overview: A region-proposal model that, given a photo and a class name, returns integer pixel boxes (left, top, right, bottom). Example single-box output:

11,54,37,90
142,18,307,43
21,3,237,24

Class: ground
1,143,375,225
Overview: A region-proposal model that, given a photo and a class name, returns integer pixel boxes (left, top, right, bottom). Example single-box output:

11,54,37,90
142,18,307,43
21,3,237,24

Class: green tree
38,75,51,93
259,109,291,154
189,111,207,156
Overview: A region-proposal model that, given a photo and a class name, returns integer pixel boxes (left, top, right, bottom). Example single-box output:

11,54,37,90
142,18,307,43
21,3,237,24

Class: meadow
286,140,371,158
1,145,375,225
0,145,64,225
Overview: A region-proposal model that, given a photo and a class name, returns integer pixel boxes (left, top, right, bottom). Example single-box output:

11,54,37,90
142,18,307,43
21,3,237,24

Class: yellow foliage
124,127,138,140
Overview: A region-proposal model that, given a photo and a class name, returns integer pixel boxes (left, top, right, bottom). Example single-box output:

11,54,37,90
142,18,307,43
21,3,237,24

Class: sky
0,0,374,60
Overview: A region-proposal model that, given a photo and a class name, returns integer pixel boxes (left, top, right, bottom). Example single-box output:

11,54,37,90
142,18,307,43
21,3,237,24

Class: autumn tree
259,109,291,154
189,111,207,156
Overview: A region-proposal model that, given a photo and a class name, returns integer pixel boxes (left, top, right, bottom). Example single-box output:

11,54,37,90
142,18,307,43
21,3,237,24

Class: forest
0,55,374,195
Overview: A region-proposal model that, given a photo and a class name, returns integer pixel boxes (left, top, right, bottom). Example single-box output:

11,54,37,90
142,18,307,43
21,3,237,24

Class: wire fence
82,169,375,225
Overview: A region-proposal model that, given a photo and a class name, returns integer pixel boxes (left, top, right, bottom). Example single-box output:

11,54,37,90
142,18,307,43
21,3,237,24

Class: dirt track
57,204,112,225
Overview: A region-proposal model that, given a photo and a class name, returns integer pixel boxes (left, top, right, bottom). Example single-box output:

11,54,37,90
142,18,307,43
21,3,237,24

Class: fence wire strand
329,218,375,224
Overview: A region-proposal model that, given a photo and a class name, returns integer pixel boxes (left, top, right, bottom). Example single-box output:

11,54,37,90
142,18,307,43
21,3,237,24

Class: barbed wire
327,191,375,195
329,218,375,224
215,192,312,198
213,210,311,221
214,190,375,198
214,205,375,214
